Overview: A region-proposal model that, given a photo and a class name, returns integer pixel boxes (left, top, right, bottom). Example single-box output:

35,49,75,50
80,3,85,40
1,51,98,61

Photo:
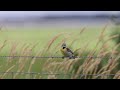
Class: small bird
61,43,75,59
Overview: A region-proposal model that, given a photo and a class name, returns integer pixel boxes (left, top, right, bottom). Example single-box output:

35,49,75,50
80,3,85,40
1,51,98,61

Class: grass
0,26,112,54
0,25,119,79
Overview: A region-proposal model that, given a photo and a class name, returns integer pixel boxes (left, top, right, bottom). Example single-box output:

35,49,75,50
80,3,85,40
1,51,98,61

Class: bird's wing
66,48,74,54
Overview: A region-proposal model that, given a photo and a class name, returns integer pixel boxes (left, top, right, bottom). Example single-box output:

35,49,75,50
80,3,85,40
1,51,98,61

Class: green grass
0,25,118,79
0,26,112,54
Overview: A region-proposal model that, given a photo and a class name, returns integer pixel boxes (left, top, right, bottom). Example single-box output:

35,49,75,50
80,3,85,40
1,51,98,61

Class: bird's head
61,43,66,48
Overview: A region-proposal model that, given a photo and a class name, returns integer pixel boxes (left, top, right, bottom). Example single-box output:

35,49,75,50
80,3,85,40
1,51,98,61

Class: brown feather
66,48,74,54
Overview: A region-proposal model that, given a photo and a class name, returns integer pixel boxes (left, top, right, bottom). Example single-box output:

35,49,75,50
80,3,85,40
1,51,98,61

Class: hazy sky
0,11,119,17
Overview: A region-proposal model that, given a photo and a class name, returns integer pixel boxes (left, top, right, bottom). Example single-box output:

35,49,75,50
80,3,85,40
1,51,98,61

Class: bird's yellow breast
61,48,68,56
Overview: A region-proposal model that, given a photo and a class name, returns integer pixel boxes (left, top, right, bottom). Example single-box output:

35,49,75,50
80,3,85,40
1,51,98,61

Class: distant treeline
43,14,120,19
0,14,120,24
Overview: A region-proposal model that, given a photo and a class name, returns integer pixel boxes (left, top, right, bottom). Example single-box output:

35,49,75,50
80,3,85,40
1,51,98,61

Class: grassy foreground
0,25,119,79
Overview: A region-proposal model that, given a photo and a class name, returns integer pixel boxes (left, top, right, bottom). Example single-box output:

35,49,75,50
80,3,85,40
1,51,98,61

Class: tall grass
0,25,120,79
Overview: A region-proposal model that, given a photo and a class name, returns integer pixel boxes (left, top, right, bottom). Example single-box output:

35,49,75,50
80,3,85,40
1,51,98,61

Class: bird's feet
69,56,76,59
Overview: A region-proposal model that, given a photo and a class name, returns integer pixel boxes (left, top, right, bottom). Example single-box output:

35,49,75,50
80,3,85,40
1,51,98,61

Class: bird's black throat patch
63,47,66,49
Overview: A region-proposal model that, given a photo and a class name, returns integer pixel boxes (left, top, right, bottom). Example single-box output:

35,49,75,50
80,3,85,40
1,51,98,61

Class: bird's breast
61,48,67,55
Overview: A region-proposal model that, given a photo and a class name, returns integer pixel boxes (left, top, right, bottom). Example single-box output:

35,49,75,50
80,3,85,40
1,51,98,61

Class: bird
60,43,75,59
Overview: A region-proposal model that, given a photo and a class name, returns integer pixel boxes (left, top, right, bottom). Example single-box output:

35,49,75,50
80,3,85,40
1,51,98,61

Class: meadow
0,24,119,79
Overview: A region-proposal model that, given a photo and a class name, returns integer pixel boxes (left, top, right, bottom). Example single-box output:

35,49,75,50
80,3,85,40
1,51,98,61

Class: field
0,26,113,53
0,25,120,79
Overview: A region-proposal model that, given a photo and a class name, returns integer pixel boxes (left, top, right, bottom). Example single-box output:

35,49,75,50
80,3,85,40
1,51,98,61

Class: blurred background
0,11,120,28
0,11,120,79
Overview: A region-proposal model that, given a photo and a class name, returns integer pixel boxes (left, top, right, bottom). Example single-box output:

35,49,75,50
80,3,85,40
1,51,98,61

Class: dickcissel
61,43,75,59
